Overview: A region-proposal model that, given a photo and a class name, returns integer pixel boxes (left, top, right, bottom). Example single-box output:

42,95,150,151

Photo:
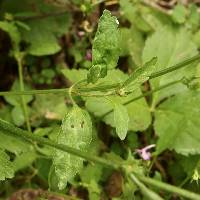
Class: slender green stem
148,155,157,175
138,176,200,200
0,88,69,96
149,54,200,79
166,176,191,200
78,83,119,93
129,174,164,200
16,56,31,132
0,118,200,200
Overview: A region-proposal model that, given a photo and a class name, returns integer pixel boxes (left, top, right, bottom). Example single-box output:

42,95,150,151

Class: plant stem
0,119,119,169
129,174,164,200
15,11,68,20
138,176,200,200
16,56,31,132
0,88,69,96
80,54,200,93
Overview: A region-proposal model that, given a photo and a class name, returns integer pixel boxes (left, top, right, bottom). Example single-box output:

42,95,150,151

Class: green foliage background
0,0,200,199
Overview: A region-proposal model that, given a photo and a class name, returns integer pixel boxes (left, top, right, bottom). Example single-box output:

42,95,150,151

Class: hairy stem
129,174,164,200
0,119,119,169
149,54,200,79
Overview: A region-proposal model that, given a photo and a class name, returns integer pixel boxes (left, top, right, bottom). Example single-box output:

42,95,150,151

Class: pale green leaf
172,4,187,24
119,27,144,66
178,155,200,177
154,91,200,155
114,103,129,140
188,4,200,29
0,149,14,180
11,106,25,126
4,79,33,107
119,0,151,32
0,130,33,155
31,93,68,126
87,10,120,83
13,150,37,172
62,69,87,83
0,105,13,123
143,26,197,107
22,22,61,56
52,106,93,190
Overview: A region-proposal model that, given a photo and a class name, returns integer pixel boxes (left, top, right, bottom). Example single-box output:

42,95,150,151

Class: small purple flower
136,144,155,161
77,31,85,38
85,49,92,61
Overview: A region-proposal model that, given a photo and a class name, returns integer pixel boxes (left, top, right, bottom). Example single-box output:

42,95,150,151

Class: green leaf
114,103,129,140
87,64,107,84
0,149,14,181
172,4,187,24
87,10,120,83
1,0,71,56
62,69,87,83
86,70,151,131
119,0,152,32
0,130,33,155
4,79,33,107
154,91,200,155
52,106,93,190
178,155,200,177
121,57,157,91
142,26,197,107
80,164,102,199
0,21,20,52
188,4,200,30
80,164,103,184
119,27,144,66
13,150,37,172
11,106,25,126
48,165,60,191
22,21,61,56
31,94,68,126
0,105,13,123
